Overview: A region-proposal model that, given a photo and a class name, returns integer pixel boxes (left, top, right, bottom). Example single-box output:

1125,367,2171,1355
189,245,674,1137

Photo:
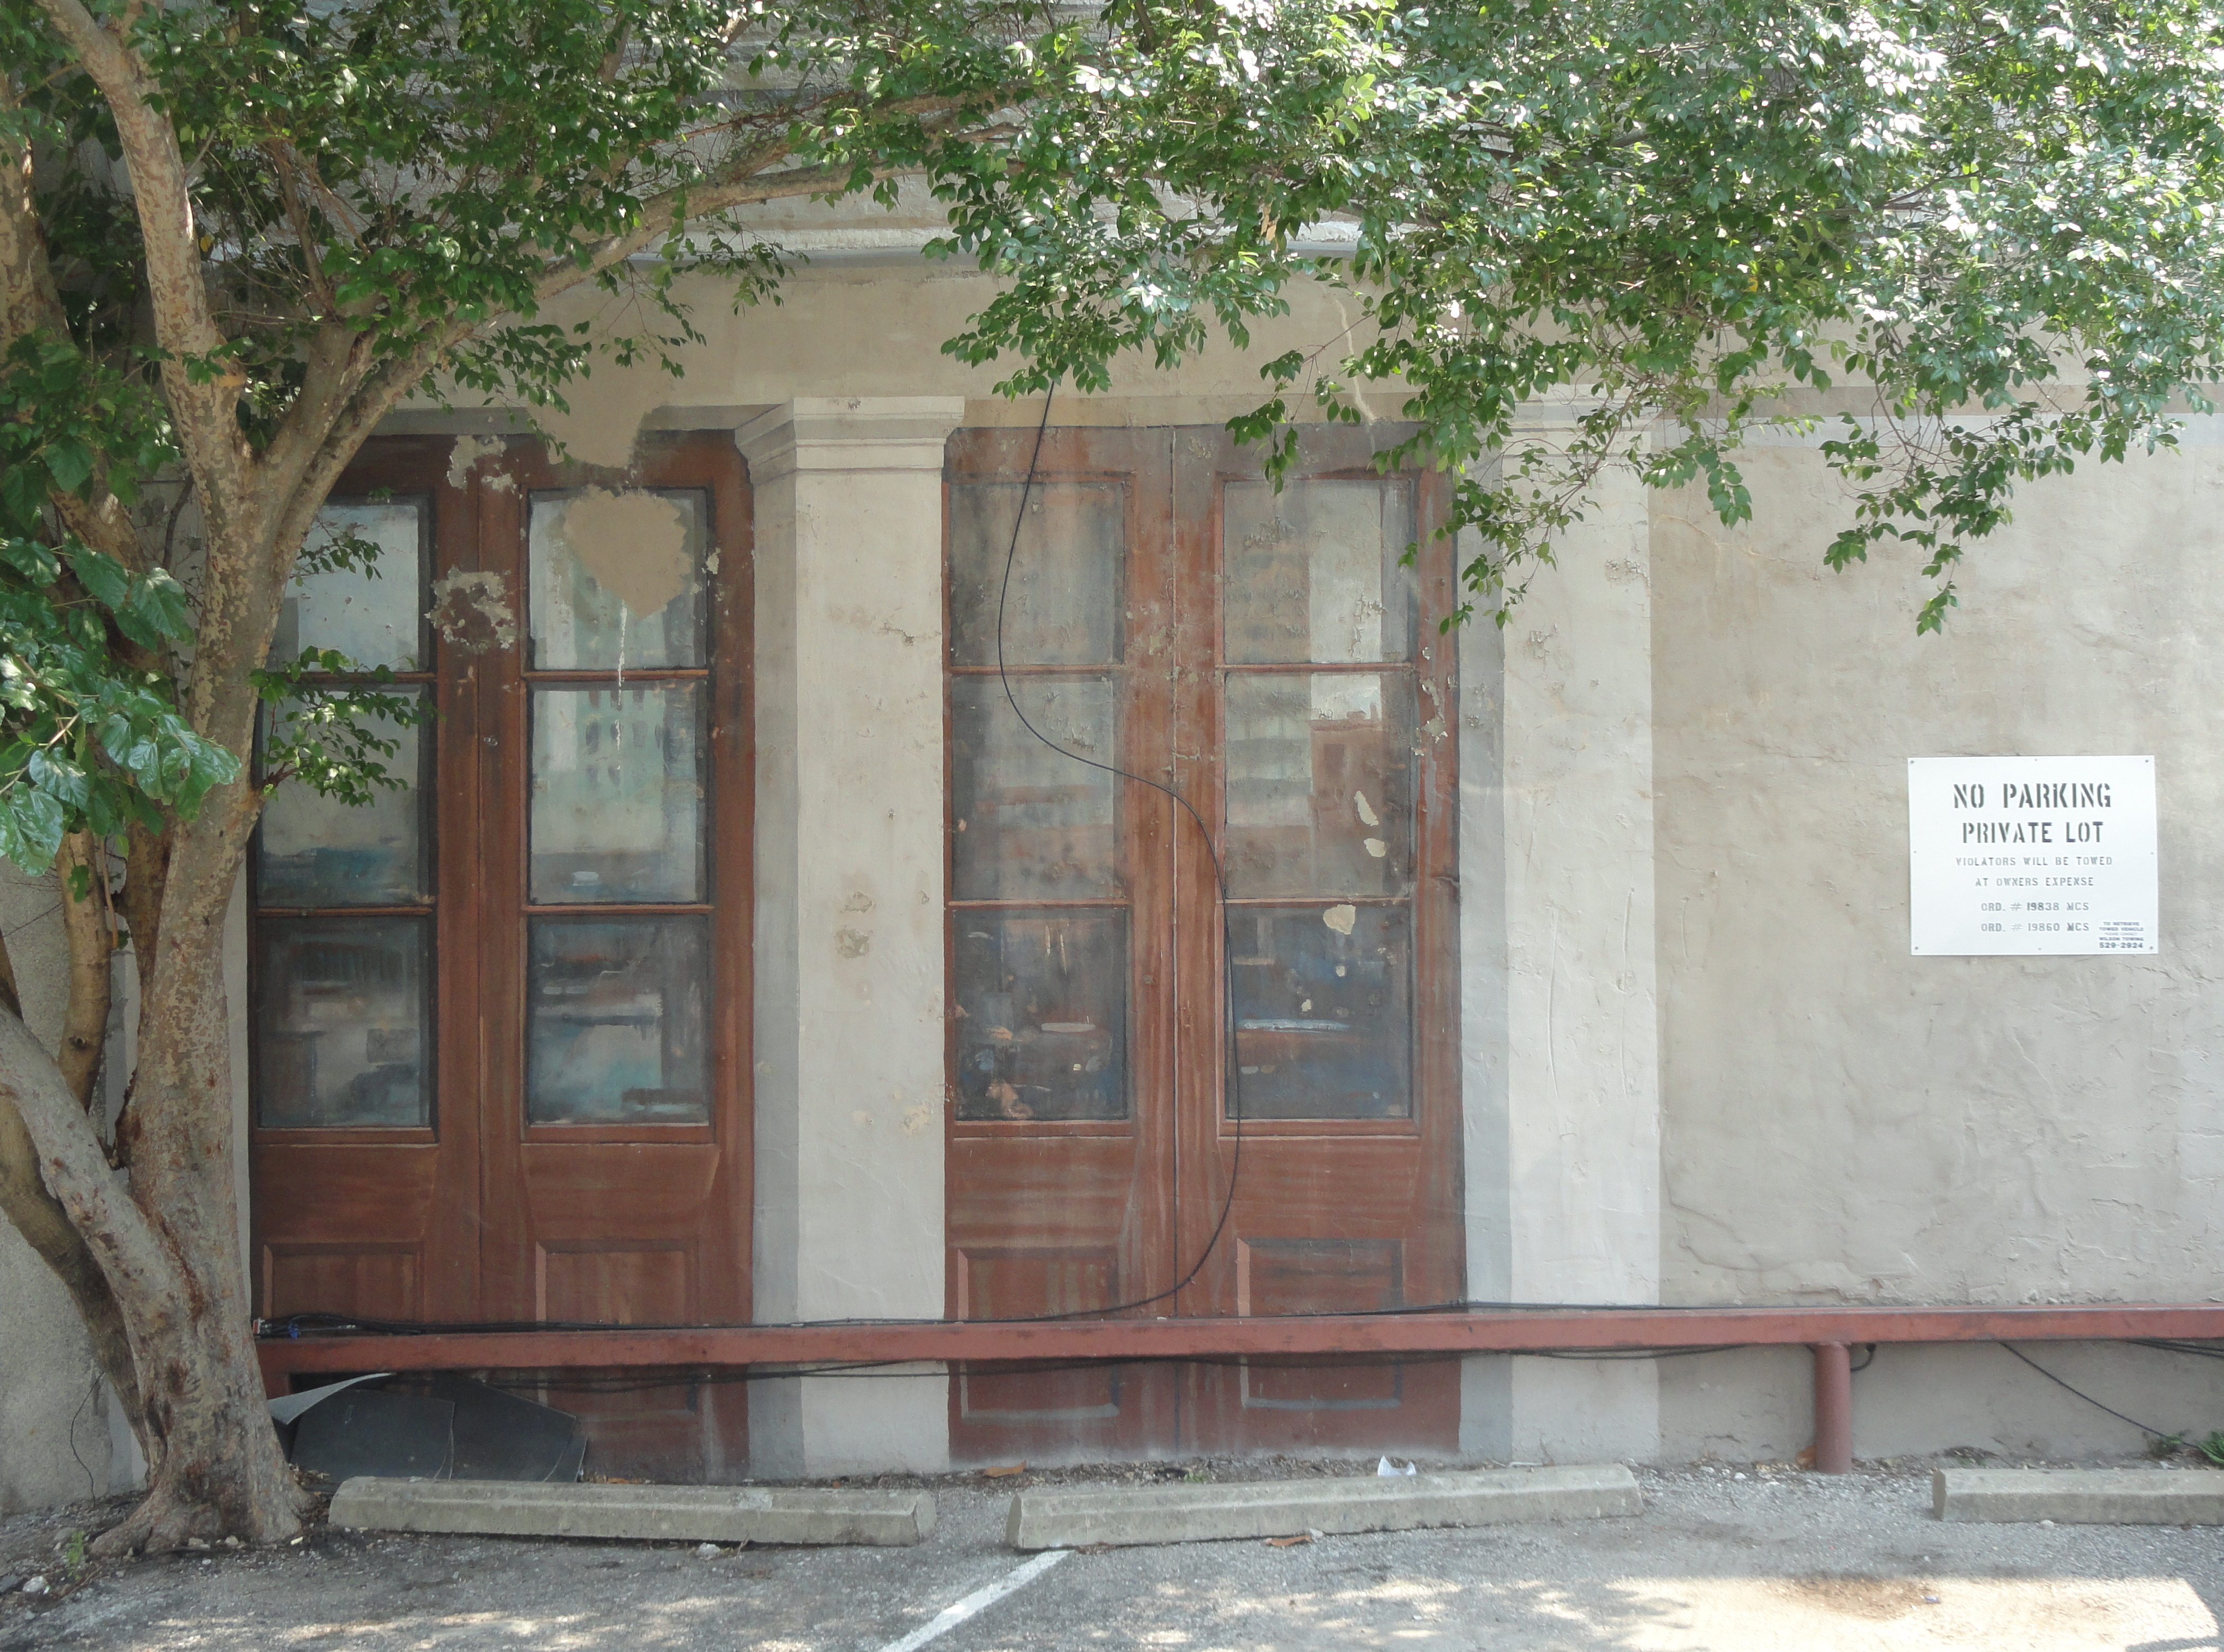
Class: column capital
734,397,967,484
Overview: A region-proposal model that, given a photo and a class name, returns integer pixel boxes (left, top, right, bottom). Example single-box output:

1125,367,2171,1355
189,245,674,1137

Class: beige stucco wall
308,252,2224,1470
1652,434,2224,1458
0,866,114,1514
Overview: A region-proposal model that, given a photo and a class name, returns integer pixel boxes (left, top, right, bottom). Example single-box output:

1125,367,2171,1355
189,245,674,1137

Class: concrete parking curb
1933,1468,2224,1525
1006,1465,1642,1550
328,1477,937,1545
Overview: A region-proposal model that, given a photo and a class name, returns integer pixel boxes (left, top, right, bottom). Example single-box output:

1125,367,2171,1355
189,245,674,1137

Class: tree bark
0,1093,151,1461
107,806,303,1551
56,832,112,1112
0,925,303,1549
0,911,151,1462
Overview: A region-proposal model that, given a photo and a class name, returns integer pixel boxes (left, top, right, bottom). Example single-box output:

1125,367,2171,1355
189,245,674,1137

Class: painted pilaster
1487,442,1663,1463
738,398,965,1476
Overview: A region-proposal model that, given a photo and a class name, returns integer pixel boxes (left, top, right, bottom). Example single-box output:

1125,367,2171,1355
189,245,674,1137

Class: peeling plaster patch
1363,838,1388,859
549,489,692,617
427,570,517,654
535,366,669,470
1323,904,1357,936
446,434,508,489
901,1104,935,1135
841,892,875,914
836,928,872,958
1353,791,1380,827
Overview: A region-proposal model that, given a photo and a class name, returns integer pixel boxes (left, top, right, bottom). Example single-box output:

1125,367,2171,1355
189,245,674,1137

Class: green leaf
66,547,130,612
42,437,95,494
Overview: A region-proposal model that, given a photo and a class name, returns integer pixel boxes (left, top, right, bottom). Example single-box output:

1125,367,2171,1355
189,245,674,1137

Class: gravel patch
0,1454,2216,1649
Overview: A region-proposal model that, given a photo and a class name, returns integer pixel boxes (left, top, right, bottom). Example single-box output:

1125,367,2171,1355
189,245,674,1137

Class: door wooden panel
539,1246,690,1322
1173,427,1460,1454
946,424,1461,1460
252,438,480,1332
251,433,753,1480
263,1245,423,1324
944,429,1180,1463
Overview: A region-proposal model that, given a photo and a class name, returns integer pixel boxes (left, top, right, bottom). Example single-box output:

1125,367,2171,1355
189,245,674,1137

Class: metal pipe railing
257,1301,2224,1471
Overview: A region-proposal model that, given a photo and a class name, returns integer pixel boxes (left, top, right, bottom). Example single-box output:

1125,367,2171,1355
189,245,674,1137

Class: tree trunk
0,1095,151,1457
0,918,150,1459
1,805,306,1550
56,831,113,1111
102,818,305,1552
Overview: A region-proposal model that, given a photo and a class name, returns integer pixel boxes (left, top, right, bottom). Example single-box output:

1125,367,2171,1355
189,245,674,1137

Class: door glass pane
257,692,427,906
948,483,1125,667
256,917,431,1127
528,489,707,669
1229,904,1411,1119
275,501,425,669
528,917,710,1124
1226,674,1415,899
531,686,704,903
954,911,1127,1121
950,676,1119,900
1223,479,1415,664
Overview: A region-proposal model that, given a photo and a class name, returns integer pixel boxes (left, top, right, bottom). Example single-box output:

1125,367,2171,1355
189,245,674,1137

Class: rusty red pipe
256,1303,2224,1475
1810,1341,1854,1473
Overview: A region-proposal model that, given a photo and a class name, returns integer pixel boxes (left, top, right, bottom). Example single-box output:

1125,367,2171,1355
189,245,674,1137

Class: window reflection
527,918,709,1124
1225,674,1414,899
954,913,1128,1121
256,917,431,1128
257,693,428,906
1223,480,1415,665
528,490,707,670
948,483,1125,667
1229,904,1411,1119
530,686,705,904
274,502,425,670
950,676,1120,900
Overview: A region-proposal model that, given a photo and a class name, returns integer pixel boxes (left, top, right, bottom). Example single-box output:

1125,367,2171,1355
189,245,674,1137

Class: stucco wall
358,256,2224,1466
1652,433,2224,1458
0,865,113,1514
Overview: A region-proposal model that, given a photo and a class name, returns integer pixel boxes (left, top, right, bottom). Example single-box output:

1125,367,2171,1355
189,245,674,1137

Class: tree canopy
3,0,2222,1543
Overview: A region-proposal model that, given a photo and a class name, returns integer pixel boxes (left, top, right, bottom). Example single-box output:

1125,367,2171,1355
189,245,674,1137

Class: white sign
1908,756,2156,956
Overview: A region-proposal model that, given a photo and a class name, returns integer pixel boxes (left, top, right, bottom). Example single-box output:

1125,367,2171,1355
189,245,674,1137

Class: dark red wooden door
250,434,753,1478
944,425,1461,1461
943,428,1182,1461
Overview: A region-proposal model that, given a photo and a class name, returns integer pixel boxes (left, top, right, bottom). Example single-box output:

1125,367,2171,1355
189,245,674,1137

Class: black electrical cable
257,1296,1908,1339
984,379,1249,1319
495,1349,1480,1395
2132,1337,2224,1361
1999,1342,2170,1440
349,1332,2224,1403
461,1343,1775,1399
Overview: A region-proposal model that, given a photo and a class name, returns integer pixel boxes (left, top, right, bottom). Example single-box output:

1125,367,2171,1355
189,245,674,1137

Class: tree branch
1,75,150,573
0,77,68,344
271,326,462,576
0,928,148,1458
536,91,1014,305
56,832,112,1114
30,0,254,526
262,143,338,316
0,1007,183,1334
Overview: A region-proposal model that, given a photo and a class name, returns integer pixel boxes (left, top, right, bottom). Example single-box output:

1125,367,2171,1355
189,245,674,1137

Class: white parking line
872,1548,1072,1652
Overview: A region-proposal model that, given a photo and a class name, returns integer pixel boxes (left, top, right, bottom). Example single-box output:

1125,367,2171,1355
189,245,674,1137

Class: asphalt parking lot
2,1458,2219,1651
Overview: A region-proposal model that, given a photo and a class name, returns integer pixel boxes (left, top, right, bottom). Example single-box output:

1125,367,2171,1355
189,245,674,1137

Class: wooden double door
944,425,1463,1460
248,433,753,1478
